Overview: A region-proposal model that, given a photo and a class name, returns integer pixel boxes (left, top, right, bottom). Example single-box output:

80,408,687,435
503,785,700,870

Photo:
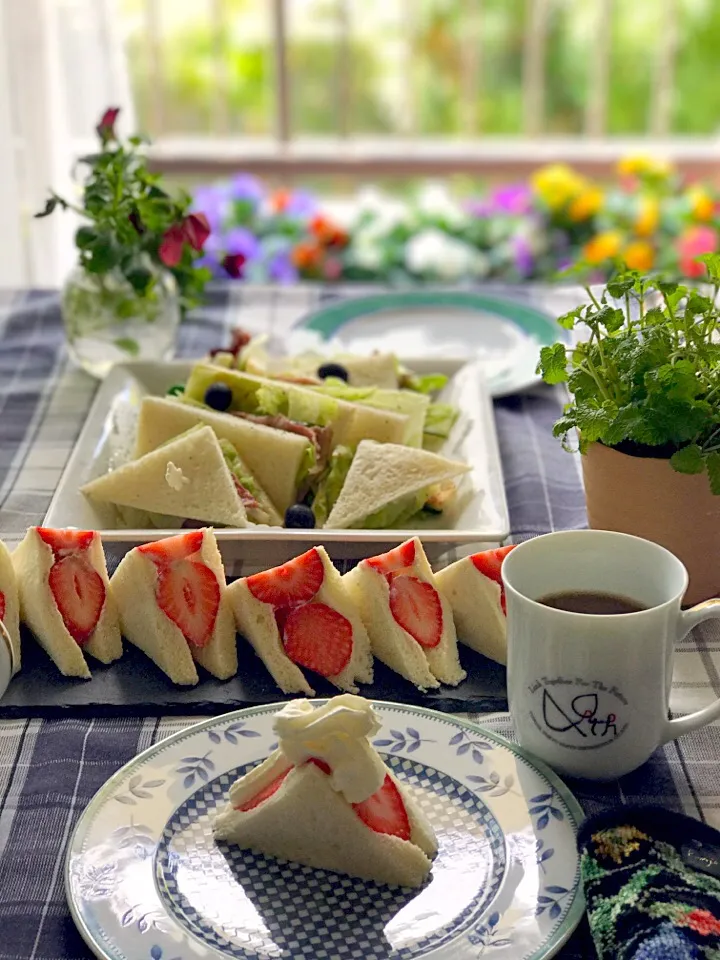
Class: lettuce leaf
423,402,459,441
361,489,428,529
218,438,258,497
312,445,354,526
295,440,318,489
255,383,289,417
312,381,429,446
400,371,449,394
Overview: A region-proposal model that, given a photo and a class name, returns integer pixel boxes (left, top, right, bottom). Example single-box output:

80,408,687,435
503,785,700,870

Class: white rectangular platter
44,357,509,566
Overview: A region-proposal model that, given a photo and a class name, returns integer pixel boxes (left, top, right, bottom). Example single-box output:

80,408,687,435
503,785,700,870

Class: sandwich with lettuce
316,439,471,530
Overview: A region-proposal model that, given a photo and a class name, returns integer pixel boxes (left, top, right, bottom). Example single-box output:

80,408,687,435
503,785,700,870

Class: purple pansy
513,234,534,276
468,184,533,218
267,247,299,284
224,227,261,261
191,185,228,234
228,173,264,207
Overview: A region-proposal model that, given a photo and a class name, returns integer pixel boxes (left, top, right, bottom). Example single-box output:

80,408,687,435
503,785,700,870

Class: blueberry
317,362,349,382
285,504,316,529
204,382,233,412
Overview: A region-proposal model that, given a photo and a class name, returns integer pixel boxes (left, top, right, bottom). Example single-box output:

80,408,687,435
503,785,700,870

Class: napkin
579,805,720,959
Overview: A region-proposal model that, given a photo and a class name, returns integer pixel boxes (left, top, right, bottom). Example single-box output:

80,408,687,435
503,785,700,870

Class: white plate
294,291,568,398
65,701,585,960
44,358,509,567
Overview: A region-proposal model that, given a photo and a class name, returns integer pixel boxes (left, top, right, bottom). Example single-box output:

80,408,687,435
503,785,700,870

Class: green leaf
595,305,625,333
697,253,720,282
34,195,64,218
670,444,705,475
114,337,140,356
126,267,152,295
537,343,568,384
75,226,97,249
606,278,635,298
657,279,679,296
642,307,667,326
556,308,582,330
574,403,614,444
707,452,720,495
85,235,120,273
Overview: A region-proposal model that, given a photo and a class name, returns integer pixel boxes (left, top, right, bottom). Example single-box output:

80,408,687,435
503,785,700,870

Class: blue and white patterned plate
65,702,585,960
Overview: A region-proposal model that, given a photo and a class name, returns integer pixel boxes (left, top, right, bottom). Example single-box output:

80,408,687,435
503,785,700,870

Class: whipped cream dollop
274,695,386,804
165,462,189,492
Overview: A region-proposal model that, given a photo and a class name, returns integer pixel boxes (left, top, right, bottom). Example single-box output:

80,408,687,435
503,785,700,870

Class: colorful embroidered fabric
579,806,720,959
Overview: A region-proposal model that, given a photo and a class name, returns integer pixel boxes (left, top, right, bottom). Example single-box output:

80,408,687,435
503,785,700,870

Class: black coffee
537,590,647,615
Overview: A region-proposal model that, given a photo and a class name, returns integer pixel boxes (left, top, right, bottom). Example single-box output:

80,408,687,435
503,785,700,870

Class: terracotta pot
582,442,720,605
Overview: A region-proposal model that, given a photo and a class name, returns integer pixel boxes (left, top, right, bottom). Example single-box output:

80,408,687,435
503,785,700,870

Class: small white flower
165,462,189,492
415,182,466,228
351,235,384,271
405,228,481,280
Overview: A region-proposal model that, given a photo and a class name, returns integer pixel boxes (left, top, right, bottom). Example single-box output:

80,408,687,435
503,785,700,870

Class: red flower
183,212,210,252
222,253,246,279
683,909,720,936
159,223,186,267
678,225,717,278
96,107,120,143
310,215,348,248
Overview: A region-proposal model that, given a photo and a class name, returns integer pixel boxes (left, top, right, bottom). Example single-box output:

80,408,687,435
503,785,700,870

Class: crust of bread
435,557,507,664
0,539,21,673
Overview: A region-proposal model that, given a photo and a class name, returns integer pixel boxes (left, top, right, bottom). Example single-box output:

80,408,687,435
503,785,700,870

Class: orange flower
291,241,324,271
270,189,292,213
583,230,623,265
678,225,717,278
634,196,659,237
687,185,715,222
568,186,603,222
623,240,654,273
310,215,349,248
682,909,720,937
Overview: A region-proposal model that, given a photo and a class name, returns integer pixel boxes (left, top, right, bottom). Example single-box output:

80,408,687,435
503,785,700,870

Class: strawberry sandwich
227,546,373,696
12,527,122,678
435,545,515,665
214,695,437,887
343,537,466,690
0,539,20,673
111,529,236,685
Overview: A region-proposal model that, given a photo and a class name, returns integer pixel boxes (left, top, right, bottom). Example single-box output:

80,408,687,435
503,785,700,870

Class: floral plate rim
64,700,586,960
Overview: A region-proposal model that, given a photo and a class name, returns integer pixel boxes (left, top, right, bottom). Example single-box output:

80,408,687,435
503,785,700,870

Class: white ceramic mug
503,529,720,780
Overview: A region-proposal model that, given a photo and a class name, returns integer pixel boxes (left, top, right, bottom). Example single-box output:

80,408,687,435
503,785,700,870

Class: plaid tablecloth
0,283,718,960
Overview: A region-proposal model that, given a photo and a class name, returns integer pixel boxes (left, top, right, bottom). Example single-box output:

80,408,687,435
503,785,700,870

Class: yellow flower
583,230,623,265
568,186,604,222
531,163,584,211
623,240,654,272
687,185,715,222
617,154,674,179
593,826,650,865
634,196,660,237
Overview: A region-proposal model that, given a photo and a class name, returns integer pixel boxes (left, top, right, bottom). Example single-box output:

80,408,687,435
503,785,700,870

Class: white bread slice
12,528,122,678
435,555,508,664
214,755,434,887
343,538,466,689
0,540,21,673
134,395,310,515
82,426,251,528
110,529,237,685
227,546,373,695
325,440,471,529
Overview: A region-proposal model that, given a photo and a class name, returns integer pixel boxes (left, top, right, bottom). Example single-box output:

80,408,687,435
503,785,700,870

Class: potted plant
36,107,211,378
538,259,720,604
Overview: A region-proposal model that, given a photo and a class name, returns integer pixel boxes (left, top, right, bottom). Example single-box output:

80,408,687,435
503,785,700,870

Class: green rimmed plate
65,701,585,960
293,291,566,397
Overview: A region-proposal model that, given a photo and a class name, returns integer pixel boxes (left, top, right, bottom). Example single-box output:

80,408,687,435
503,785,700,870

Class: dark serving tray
0,627,507,718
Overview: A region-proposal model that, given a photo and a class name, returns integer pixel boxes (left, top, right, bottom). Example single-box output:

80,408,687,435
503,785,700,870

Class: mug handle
662,600,720,743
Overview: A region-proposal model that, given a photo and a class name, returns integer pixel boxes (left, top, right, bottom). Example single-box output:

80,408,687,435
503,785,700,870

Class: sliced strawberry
139,530,204,565
282,602,353,677
48,554,105,644
352,774,411,841
247,548,324,608
37,528,95,557
471,545,516,614
0,590,5,623
366,539,416,575
389,575,443,648
306,757,332,775
155,559,220,648
235,765,292,812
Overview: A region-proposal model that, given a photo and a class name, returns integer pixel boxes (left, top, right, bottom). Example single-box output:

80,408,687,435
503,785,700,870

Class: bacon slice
230,411,332,470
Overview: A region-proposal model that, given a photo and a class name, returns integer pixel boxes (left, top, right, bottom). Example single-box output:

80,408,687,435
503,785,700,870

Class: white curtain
0,0,135,288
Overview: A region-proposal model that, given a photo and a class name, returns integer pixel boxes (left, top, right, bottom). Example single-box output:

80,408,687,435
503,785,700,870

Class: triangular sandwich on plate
111,529,237,685
0,539,21,673
82,425,282,527
435,545,515,665
227,546,373,696
343,538,466,690
322,440,471,530
214,695,437,887
12,528,122,678
133,395,315,515
182,362,410,451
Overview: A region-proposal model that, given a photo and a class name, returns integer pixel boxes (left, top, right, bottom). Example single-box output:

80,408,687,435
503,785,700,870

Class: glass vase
61,263,180,379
